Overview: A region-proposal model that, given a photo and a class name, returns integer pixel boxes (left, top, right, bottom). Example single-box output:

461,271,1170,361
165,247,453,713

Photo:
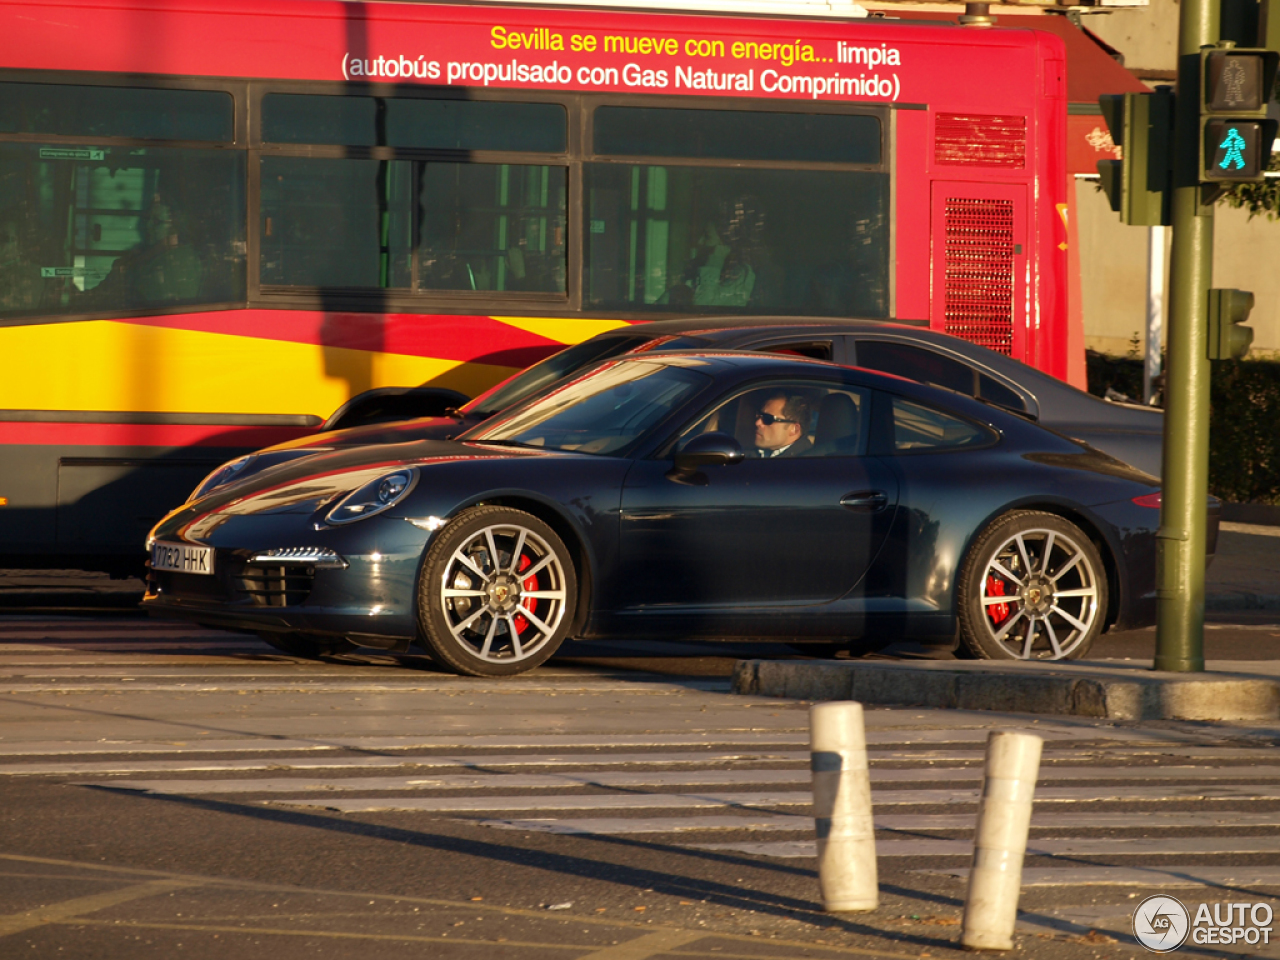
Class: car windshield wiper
464,438,538,449
442,406,468,421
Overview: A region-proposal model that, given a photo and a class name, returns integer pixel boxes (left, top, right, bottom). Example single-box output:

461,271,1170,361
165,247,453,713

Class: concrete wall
1076,2,1280,359
1078,180,1280,358
1082,0,1178,75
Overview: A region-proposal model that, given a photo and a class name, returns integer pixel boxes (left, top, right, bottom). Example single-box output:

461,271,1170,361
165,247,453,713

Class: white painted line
0,725,1181,759
929,867,1280,887
0,750,812,777
274,792,812,813
0,733,812,758
478,810,1280,835
77,764,1280,794
0,680,731,694
698,835,1280,859
271,782,1280,813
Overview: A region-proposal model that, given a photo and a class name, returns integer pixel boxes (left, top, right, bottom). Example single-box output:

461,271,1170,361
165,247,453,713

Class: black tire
417,505,577,677
957,511,1107,661
259,632,357,658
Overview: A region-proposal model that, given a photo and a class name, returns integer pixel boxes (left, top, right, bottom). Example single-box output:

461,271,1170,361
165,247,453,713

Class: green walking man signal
1200,46,1278,182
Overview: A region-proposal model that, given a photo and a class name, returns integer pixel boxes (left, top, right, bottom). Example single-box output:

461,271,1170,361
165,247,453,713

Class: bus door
929,182,1028,366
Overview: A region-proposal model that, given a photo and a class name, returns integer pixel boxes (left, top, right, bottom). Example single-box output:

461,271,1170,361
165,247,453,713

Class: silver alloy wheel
437,522,570,664
977,526,1101,660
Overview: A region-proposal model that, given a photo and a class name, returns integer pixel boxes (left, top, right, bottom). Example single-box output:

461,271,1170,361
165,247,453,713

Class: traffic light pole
1155,0,1217,672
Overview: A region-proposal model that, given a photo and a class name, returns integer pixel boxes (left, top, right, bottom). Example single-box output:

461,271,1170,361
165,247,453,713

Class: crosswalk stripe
478,809,1280,835
0,733,814,758
934,867,1280,887
82,763,1280,795
269,782,1280,813
697,836,1280,859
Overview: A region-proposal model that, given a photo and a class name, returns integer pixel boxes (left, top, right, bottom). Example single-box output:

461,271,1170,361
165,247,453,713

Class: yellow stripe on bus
0,321,516,417
491,316,632,344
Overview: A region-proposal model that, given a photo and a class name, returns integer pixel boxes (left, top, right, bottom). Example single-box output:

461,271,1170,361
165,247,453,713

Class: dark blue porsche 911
143,352,1199,675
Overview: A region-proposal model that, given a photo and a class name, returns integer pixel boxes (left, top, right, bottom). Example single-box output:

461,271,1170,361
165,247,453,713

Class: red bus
0,0,1067,571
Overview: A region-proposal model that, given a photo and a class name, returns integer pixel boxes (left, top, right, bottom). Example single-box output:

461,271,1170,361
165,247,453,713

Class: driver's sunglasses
755,411,797,426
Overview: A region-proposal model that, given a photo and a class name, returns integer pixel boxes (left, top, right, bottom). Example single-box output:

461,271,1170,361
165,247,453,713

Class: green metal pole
1154,0,1217,672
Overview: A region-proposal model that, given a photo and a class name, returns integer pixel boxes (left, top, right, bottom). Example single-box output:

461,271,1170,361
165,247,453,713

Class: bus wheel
418,506,577,677
957,511,1106,661
259,632,357,658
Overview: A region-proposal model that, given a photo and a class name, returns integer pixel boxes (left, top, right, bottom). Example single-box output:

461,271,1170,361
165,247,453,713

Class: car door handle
840,491,888,512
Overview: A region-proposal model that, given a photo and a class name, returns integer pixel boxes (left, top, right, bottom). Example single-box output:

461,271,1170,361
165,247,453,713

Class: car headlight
189,455,255,502
325,469,418,525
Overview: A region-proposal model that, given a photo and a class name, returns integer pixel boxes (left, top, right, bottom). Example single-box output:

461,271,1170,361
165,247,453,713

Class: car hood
169,439,554,528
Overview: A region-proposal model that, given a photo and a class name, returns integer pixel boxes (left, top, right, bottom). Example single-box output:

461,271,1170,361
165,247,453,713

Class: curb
1206,591,1280,611
731,659,1280,721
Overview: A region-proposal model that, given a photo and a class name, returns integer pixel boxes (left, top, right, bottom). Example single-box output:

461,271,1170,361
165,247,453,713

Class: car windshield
464,359,711,455
462,334,652,418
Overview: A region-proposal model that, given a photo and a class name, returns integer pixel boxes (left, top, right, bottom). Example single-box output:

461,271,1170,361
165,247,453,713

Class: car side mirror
672,432,746,473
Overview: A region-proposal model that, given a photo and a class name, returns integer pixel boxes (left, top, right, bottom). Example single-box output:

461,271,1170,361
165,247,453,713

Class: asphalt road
2,615,1280,959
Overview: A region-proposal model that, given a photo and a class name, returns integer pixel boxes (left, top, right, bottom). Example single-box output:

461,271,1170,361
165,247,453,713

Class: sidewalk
1207,522,1280,610
730,520,1280,722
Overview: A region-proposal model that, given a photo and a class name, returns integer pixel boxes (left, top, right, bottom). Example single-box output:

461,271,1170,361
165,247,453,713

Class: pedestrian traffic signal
1097,90,1173,226
1200,47,1279,183
1207,288,1256,360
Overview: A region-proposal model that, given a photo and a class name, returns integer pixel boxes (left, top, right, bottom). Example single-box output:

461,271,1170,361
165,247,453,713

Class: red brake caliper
512,553,536,634
986,575,1009,625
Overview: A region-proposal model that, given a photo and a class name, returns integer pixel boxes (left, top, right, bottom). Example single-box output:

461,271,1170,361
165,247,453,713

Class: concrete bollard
809,701,878,912
961,730,1043,951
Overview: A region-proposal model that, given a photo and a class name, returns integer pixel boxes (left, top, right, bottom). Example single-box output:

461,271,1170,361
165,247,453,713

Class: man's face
755,396,799,451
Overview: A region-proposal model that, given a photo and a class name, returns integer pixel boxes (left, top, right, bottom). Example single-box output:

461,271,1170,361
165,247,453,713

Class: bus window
594,106,879,164
260,159,566,294
0,82,233,142
261,157,414,289
585,163,888,316
263,94,566,153
419,163,566,293
0,144,244,317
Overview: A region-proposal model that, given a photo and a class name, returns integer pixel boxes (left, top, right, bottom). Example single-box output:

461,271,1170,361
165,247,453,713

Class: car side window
857,339,1029,415
673,380,868,458
891,397,991,452
856,340,974,394
752,340,833,361
977,373,1028,415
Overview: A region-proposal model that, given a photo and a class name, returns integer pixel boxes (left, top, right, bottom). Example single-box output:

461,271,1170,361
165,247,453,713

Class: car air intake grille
233,563,315,607
150,570,231,603
934,114,1026,168
942,198,1015,356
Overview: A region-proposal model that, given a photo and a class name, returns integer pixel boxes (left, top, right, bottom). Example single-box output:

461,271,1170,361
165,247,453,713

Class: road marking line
928,866,1280,887
272,781,1280,814
63,918,591,950
77,762,1280,795
698,835,1280,859
0,878,198,937
572,929,704,959
480,809,1280,835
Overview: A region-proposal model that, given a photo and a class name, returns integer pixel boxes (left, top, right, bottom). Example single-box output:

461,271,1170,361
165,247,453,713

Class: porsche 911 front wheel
418,506,577,677
957,511,1107,661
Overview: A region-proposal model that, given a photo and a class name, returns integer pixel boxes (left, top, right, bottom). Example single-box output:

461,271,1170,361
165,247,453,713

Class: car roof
607,315,925,338
626,349,1007,417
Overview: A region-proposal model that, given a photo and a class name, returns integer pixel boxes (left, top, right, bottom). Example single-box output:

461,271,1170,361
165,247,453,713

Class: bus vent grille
934,114,1026,167
942,198,1015,355
234,564,314,607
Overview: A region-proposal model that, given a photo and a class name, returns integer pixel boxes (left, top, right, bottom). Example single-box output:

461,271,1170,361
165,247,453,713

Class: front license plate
151,541,214,576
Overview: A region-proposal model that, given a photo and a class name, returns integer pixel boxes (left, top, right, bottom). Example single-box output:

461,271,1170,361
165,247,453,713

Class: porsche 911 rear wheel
957,511,1106,661
418,506,577,677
